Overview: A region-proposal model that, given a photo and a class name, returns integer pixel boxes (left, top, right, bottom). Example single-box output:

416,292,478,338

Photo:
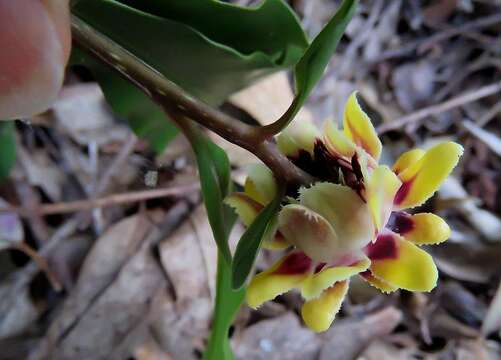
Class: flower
226,91,463,332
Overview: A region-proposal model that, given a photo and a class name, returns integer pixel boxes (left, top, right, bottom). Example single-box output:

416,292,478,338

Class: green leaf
72,0,308,151
189,128,234,264
191,133,243,359
0,122,16,181
117,0,308,68
274,0,357,130
231,190,284,290
203,251,245,360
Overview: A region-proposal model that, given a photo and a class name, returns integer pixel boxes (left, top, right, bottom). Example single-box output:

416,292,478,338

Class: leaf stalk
71,15,313,187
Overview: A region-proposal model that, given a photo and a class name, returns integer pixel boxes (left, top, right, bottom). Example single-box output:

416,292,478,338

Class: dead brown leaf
392,60,437,113
357,340,416,360
319,307,402,360
0,198,24,250
53,83,130,146
159,205,218,301
233,313,321,360
229,72,313,126
0,284,41,339
31,212,162,359
482,281,501,336
16,146,65,201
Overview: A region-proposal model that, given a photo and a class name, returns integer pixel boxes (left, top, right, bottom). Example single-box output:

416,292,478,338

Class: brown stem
12,242,62,291
71,16,313,186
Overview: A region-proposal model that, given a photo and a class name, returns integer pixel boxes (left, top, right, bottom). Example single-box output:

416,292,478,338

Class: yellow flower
226,91,463,332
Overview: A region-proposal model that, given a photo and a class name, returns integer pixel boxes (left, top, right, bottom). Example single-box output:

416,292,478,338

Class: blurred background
0,0,500,359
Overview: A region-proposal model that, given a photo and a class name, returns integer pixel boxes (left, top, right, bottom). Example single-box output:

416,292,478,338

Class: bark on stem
71,15,313,186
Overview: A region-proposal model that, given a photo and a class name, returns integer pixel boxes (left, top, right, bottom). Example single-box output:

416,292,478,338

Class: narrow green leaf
231,190,284,290
192,138,242,359
274,0,357,130
203,251,245,360
189,128,234,264
295,0,356,101
206,141,232,196
0,122,16,181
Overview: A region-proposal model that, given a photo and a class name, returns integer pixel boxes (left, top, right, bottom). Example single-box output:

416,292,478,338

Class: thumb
0,0,71,120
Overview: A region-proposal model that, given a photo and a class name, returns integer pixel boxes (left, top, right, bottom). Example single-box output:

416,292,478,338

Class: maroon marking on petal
313,140,343,182
314,263,326,274
287,140,365,197
387,212,415,235
393,177,415,206
359,270,371,278
274,252,312,275
365,234,398,260
351,153,363,182
274,231,287,244
290,148,316,175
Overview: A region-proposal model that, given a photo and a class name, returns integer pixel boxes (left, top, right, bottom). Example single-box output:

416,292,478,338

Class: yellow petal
277,120,320,157
299,183,374,255
360,271,398,293
261,215,290,250
301,280,349,332
366,165,402,231
392,148,425,175
369,232,438,292
244,164,277,205
262,232,290,250
357,150,371,183
400,213,451,245
225,193,263,227
324,120,356,158
343,92,382,161
394,142,463,209
246,252,312,309
301,257,370,300
226,193,289,250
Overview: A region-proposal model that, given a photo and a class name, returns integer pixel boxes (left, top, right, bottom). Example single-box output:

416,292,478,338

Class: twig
0,183,200,217
11,242,62,291
14,180,51,246
462,120,501,157
377,81,501,134
92,133,138,234
371,13,501,62
338,0,384,74
418,13,501,52
70,15,313,186
96,134,138,194
433,54,492,102
0,217,82,326
478,101,501,127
